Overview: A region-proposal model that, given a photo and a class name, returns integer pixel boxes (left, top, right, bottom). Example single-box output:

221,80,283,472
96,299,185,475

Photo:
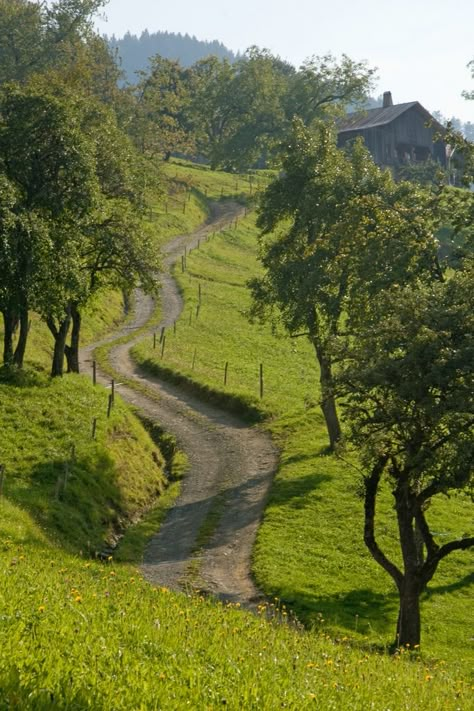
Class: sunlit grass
133,207,474,674
0,502,470,709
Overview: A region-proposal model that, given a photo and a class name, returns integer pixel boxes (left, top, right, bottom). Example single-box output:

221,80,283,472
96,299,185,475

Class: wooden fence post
196,303,200,319
92,360,97,385
160,326,165,344
111,379,115,404
224,361,229,386
181,255,185,273
107,393,113,418
198,283,202,302
161,335,166,358
259,363,264,399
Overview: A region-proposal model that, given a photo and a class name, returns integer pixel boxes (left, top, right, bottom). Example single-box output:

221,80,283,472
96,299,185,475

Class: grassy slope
132,188,473,676
0,373,167,554
1,162,471,708
1,503,470,710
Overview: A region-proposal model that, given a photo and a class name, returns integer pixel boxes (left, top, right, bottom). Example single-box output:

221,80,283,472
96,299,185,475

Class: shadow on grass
425,571,474,597
269,470,332,510
0,363,48,387
283,587,399,639
5,450,130,555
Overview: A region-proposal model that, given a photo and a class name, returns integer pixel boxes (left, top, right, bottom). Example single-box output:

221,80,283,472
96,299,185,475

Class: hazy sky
95,0,474,122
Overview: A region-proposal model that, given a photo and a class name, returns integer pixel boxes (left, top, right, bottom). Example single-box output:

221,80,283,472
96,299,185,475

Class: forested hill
108,30,237,82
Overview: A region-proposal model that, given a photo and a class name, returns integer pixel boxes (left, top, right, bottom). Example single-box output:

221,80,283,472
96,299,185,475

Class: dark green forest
108,29,237,82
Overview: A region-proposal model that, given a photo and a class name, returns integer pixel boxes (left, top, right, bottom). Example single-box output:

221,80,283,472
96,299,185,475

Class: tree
131,56,194,159
210,47,288,170
0,85,98,372
284,54,376,127
249,120,439,449
62,97,160,373
188,55,239,169
0,0,106,86
336,272,474,648
461,59,473,101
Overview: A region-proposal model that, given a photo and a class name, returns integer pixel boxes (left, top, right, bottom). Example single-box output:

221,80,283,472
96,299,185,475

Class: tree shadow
425,572,474,597
269,470,332,510
0,363,48,387
280,587,399,639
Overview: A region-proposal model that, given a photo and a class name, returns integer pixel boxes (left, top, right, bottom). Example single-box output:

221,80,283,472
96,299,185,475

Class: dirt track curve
79,202,277,605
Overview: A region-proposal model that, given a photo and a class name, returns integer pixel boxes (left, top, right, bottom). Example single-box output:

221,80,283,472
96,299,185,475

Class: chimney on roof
383,91,393,108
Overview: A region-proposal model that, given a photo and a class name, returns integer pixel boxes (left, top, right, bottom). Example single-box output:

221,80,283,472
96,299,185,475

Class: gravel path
80,202,277,605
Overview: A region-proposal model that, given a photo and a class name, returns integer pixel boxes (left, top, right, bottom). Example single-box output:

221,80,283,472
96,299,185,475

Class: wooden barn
337,92,447,169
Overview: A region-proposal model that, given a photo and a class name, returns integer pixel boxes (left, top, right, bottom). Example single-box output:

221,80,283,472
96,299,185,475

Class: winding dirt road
80,202,277,605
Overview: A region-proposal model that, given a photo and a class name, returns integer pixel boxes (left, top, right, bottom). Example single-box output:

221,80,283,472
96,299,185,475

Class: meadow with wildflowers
0,164,472,708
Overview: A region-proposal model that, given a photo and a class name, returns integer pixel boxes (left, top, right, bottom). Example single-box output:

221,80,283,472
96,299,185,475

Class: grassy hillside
1,501,470,709
0,373,167,553
1,161,471,707
132,204,474,675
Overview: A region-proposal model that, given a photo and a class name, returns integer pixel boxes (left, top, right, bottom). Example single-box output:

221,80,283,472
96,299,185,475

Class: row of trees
127,48,376,170
250,118,473,648
0,0,160,375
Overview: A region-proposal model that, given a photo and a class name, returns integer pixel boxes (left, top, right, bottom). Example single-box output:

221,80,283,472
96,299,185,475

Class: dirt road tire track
80,202,277,605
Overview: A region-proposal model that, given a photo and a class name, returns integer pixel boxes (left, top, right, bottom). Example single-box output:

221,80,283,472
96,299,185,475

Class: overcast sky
95,0,474,122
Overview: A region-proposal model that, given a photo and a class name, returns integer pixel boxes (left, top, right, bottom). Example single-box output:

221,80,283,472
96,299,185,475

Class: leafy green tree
284,54,376,127
212,47,288,170
0,0,106,86
0,85,98,373
250,120,439,449
131,56,194,159
0,0,44,84
336,272,474,649
188,55,238,169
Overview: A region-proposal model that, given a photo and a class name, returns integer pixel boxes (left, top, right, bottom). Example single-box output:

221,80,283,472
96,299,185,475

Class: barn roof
338,102,444,134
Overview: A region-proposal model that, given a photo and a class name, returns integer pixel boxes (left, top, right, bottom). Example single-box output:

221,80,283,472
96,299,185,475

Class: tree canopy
250,119,439,448
336,271,474,648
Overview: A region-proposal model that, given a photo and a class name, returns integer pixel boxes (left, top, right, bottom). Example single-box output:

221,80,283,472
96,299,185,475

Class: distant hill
107,30,238,83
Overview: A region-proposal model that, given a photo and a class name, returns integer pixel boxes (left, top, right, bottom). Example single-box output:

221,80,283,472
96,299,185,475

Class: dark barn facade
337,92,446,170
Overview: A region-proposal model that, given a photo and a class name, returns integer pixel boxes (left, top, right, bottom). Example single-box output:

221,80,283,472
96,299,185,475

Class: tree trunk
64,302,81,373
2,310,17,366
314,345,341,450
13,305,29,368
396,578,421,648
47,310,71,378
122,289,131,315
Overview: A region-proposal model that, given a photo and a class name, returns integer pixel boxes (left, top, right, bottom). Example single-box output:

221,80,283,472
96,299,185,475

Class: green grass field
132,194,474,676
1,501,471,710
1,161,472,708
